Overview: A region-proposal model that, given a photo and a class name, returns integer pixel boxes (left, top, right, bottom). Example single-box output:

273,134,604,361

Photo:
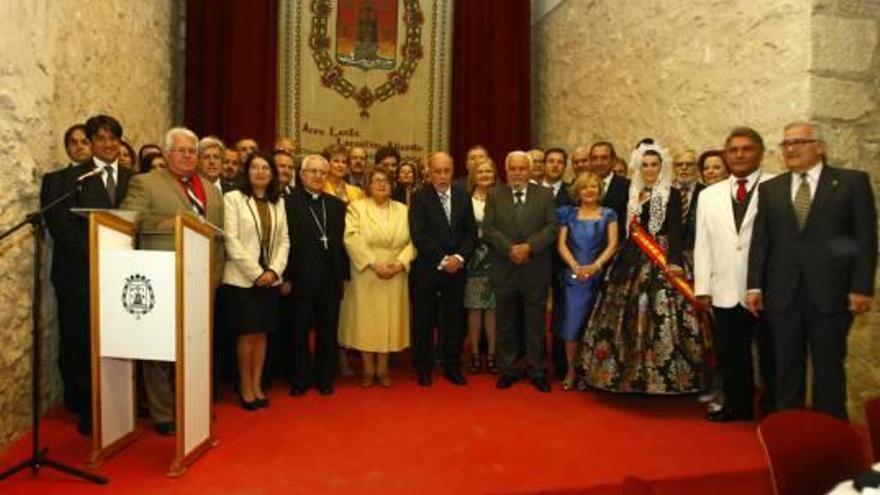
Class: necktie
439,191,451,223
181,176,206,217
679,185,690,222
105,166,116,207
736,179,748,203
514,190,524,207
793,173,811,230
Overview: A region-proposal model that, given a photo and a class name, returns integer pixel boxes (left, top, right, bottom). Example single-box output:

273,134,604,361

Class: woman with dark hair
138,143,162,163
698,150,729,185
391,160,420,205
118,140,137,171
138,152,166,174
579,142,706,395
222,152,289,410
338,166,415,387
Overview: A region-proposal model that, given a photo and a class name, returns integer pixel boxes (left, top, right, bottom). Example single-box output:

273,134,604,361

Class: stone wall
534,0,880,419
0,0,177,447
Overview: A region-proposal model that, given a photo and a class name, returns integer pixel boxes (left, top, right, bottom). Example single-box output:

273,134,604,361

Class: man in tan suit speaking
121,127,224,435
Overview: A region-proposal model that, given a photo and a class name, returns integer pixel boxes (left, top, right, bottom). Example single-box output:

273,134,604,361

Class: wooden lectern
81,210,216,477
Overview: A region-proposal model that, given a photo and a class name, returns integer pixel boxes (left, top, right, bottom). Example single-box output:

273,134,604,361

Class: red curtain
450,0,531,178
185,0,278,150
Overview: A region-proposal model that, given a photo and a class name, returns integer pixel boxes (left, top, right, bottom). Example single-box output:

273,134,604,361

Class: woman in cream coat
338,166,415,387
223,152,289,409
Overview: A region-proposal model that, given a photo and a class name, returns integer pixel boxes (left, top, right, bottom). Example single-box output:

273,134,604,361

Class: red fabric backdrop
185,0,278,150
450,0,531,178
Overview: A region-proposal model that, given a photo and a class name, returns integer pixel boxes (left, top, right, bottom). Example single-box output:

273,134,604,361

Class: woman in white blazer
223,152,289,410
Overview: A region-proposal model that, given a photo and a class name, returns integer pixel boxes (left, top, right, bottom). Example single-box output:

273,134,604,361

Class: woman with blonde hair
338,167,415,387
555,172,618,389
322,143,365,203
464,158,499,373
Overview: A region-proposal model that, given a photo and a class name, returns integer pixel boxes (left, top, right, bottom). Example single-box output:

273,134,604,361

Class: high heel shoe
487,354,499,374
241,398,259,411
377,373,392,387
468,354,481,374
361,374,375,388
255,397,269,408
562,378,575,391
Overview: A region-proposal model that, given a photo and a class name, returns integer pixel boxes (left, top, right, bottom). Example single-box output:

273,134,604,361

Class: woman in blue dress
556,172,619,390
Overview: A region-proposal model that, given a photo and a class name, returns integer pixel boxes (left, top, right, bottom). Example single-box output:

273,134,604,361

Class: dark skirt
224,284,279,335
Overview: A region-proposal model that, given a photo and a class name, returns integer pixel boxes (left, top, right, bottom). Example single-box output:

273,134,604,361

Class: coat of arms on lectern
121,274,156,319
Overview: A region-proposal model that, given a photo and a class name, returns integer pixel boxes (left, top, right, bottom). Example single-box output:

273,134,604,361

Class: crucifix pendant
320,235,329,250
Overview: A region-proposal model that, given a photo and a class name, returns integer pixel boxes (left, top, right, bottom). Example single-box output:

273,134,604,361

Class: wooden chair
865,396,880,462
758,410,869,495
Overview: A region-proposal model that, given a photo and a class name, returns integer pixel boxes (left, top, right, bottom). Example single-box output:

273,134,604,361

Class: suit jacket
284,187,348,297
482,183,559,291
40,164,74,285
408,185,477,287
747,164,877,313
603,174,631,244
120,168,225,286
222,191,289,288
681,182,706,251
54,159,134,258
694,174,773,308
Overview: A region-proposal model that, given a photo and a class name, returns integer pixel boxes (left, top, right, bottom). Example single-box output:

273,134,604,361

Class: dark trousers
412,272,465,373
764,286,852,419
266,290,294,383
713,305,775,415
52,277,79,412
290,283,340,390
213,286,237,390
549,275,566,378
496,286,548,379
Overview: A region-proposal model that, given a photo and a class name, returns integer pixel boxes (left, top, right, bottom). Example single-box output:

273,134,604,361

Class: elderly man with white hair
121,126,225,435
482,151,558,392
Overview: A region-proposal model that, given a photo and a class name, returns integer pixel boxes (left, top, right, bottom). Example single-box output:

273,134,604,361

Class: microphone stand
0,182,108,484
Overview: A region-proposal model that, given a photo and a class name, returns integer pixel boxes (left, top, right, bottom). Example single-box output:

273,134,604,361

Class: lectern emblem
121,274,155,319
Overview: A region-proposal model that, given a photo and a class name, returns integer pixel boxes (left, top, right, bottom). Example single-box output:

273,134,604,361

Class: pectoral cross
320,235,329,250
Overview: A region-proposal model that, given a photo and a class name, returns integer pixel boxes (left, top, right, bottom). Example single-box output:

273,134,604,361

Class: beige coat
338,198,415,352
120,168,225,287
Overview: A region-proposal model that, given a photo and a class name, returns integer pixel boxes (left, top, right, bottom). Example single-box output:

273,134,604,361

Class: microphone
76,166,106,182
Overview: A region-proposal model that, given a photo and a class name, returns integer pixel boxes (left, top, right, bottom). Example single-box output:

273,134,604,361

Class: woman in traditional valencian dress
579,142,706,394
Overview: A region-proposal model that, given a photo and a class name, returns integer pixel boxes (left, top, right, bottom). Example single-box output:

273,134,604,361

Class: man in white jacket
694,127,775,422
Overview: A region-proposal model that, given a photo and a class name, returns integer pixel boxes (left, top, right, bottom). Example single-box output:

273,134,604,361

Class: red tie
736,179,748,203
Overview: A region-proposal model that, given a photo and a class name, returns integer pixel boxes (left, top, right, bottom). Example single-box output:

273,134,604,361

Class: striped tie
793,173,811,230
181,176,205,217
679,185,690,223
105,166,116,207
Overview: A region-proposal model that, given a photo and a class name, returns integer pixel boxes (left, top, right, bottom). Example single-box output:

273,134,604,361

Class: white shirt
790,162,823,202
602,173,613,192
729,169,762,200
212,178,223,193
511,185,528,204
92,157,119,188
542,179,563,198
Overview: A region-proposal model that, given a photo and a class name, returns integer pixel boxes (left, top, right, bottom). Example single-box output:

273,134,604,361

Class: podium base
166,436,219,478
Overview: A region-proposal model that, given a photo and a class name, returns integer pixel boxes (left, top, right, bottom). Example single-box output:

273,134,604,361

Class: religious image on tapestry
279,0,452,159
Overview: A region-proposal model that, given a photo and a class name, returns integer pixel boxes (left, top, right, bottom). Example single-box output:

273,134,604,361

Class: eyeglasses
301,168,328,177
673,161,696,167
778,139,818,148
170,147,198,156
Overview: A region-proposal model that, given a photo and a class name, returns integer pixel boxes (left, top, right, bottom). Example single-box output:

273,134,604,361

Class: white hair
784,121,824,142
505,150,533,169
300,154,329,172
197,135,225,155
164,127,199,151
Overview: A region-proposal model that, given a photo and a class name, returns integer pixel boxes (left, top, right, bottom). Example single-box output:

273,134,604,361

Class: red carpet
0,371,772,494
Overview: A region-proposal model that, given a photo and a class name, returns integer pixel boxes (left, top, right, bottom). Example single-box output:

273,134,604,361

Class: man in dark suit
589,142,630,244
747,122,877,419
483,151,559,392
541,148,572,380
284,155,348,396
409,152,476,386
672,149,706,252
41,123,91,413
53,115,133,434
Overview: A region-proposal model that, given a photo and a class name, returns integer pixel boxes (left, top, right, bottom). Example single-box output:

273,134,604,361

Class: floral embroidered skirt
578,238,707,394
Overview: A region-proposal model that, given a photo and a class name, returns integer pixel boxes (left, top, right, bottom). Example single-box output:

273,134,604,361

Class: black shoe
153,422,176,436
417,372,433,387
76,418,92,436
289,386,307,397
706,408,754,423
318,384,334,396
531,377,551,393
443,369,467,386
255,397,270,408
241,398,260,411
496,375,518,389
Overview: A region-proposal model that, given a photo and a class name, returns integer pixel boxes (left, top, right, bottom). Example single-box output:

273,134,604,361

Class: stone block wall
534,0,879,419
0,1,177,447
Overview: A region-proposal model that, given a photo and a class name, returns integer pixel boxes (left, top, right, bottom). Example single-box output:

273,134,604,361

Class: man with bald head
483,151,558,392
589,141,629,243
409,152,476,386
570,146,591,177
